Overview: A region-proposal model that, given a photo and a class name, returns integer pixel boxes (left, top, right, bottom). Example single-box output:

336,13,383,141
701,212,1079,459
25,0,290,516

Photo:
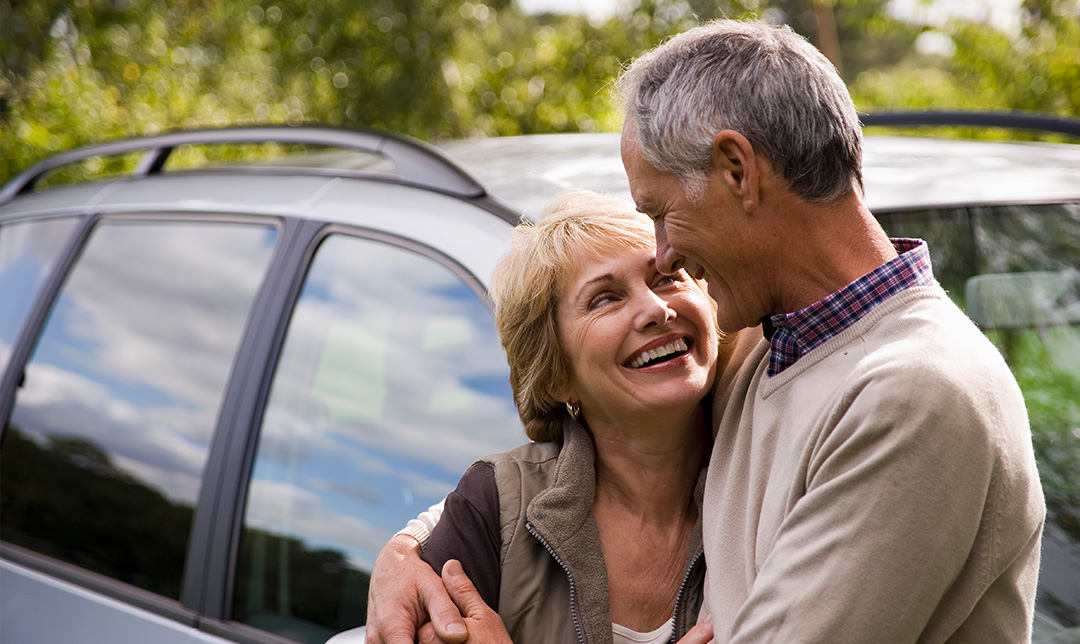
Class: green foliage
849,0,1080,129
0,0,761,184
2,0,1078,185
1004,327,1080,499
948,0,1080,115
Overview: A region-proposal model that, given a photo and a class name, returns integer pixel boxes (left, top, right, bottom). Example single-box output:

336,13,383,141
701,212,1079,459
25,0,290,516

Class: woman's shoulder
473,440,565,519
482,440,562,468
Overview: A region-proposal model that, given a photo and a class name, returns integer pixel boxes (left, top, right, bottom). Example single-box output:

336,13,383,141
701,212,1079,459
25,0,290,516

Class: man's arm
365,504,466,644
728,361,1042,643
396,499,444,550
367,458,504,644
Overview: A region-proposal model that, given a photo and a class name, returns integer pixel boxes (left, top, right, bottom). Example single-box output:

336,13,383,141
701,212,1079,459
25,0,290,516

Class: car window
233,233,523,644
0,216,81,372
0,217,279,600
878,202,1080,633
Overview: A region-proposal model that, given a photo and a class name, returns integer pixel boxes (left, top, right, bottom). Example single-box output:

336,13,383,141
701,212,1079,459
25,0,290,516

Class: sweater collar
765,238,933,376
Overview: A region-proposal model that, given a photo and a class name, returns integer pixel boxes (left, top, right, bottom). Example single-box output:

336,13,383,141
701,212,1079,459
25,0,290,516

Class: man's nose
654,221,684,274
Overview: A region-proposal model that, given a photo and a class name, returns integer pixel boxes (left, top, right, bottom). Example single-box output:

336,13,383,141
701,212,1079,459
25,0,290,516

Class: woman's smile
556,244,717,423
624,336,692,370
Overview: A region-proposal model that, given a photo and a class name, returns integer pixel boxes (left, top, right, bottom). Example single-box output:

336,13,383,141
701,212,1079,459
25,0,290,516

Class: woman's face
555,242,718,427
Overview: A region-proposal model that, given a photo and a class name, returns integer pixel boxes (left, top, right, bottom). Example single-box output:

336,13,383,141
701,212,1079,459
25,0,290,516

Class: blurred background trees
2,0,1078,183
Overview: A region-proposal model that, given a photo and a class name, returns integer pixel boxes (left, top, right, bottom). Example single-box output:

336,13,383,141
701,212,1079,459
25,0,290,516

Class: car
1,114,1078,644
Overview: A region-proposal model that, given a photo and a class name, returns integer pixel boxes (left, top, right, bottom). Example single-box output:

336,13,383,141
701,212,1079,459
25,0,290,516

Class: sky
517,0,622,23
516,0,1025,33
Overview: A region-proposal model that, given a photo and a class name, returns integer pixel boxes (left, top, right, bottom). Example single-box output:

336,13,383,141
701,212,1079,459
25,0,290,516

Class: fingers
417,621,451,644
419,562,468,643
440,560,490,618
675,614,714,644
365,535,463,644
439,560,513,644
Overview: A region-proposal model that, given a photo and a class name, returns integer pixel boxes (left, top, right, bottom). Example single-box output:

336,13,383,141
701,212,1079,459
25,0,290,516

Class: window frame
188,221,497,636
0,210,292,644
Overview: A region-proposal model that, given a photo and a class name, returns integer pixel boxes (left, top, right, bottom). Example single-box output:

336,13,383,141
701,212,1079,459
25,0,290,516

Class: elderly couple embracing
363,19,1045,644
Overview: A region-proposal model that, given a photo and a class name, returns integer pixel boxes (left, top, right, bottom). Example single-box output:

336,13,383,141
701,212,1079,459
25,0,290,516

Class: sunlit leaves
2,0,1078,184
850,0,1079,134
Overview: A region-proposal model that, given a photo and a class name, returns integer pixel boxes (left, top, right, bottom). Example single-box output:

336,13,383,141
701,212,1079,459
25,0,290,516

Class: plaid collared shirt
765,239,934,377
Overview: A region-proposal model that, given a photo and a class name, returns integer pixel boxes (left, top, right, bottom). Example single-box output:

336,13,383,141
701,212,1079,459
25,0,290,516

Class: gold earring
566,401,581,421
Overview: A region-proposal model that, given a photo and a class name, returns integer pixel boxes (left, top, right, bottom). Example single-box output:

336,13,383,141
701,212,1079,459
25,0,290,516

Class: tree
848,0,1080,127
2,0,1077,185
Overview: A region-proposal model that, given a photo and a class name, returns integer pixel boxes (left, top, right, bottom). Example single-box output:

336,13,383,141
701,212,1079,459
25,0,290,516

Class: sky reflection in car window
243,233,523,572
2,218,278,596
0,216,81,371
9,219,279,505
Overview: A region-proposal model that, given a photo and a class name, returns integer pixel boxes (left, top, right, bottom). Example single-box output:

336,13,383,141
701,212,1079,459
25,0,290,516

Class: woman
417,190,729,644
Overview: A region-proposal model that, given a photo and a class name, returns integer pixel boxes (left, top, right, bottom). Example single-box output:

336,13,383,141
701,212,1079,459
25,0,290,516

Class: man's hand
417,560,512,644
675,614,714,644
365,534,467,644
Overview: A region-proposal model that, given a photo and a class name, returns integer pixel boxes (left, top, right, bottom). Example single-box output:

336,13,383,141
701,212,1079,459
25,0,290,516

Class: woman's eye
655,273,682,288
588,293,617,309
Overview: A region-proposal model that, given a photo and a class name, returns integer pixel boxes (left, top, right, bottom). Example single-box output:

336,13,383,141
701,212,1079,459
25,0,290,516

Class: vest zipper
526,522,587,644
669,549,704,643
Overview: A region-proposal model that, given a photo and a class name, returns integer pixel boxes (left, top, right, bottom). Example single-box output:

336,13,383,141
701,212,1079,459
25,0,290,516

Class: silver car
1,117,1078,644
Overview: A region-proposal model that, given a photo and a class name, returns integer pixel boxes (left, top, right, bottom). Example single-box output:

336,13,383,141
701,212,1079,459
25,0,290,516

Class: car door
0,212,282,644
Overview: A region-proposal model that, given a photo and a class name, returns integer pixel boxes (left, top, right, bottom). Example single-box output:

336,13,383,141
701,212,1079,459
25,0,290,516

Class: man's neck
768,194,897,315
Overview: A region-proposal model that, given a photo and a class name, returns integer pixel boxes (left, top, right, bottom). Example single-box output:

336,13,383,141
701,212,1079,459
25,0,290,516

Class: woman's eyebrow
575,273,615,299
574,258,657,299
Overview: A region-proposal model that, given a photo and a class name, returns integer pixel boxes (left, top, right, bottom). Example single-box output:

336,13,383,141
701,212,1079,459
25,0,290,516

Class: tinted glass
0,218,278,600
234,234,522,643
878,202,1080,637
0,216,80,371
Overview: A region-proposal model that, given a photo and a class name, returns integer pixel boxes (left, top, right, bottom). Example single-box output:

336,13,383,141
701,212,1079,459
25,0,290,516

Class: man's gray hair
616,20,863,203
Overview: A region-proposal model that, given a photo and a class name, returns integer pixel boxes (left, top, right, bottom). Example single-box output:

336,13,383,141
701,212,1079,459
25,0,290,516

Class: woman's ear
548,388,571,407
548,380,577,407
710,130,760,215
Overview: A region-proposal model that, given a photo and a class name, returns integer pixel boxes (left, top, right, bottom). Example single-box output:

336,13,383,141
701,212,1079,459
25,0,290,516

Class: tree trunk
811,0,844,78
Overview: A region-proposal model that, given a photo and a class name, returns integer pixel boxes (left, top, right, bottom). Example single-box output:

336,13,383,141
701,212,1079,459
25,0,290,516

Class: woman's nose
637,288,676,329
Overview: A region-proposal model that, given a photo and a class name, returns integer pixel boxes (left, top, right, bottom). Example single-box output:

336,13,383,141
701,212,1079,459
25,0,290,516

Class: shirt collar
765,239,934,376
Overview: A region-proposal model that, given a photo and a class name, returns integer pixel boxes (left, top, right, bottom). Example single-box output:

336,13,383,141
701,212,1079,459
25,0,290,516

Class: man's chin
706,282,725,307
710,298,753,334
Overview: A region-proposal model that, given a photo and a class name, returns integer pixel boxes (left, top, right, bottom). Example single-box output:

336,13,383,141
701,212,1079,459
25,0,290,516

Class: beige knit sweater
703,284,1045,644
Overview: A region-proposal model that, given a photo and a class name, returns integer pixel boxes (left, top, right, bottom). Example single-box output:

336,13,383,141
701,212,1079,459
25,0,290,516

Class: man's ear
710,130,760,214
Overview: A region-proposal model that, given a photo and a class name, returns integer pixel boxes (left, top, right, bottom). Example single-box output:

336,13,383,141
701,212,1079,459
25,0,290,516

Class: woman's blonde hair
488,190,658,442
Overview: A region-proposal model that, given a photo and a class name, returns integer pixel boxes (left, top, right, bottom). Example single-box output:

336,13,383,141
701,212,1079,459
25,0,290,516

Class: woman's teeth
628,338,689,369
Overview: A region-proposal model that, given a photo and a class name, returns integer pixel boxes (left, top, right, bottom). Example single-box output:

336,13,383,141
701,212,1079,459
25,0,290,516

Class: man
365,19,1045,644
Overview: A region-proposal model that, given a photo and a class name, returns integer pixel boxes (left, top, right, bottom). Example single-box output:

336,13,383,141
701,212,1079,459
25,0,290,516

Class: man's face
621,124,759,333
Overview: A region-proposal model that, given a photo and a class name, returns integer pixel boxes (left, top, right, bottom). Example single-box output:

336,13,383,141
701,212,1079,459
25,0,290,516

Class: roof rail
0,125,487,203
860,110,1080,138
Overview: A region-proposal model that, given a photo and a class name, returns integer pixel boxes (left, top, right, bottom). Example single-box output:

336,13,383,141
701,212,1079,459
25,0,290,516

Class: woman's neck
590,405,707,632
589,405,708,525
